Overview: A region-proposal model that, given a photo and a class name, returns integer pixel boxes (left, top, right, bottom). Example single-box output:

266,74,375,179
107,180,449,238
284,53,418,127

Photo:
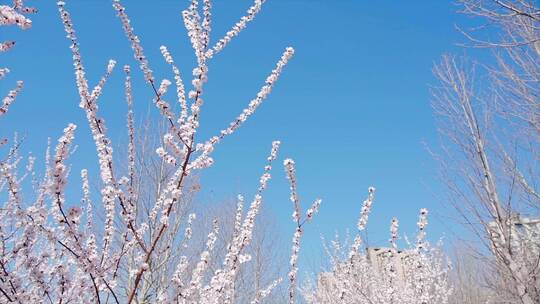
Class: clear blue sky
2,1,477,272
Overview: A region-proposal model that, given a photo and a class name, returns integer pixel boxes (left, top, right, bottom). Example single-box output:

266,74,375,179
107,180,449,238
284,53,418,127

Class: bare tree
432,2,540,301
448,243,494,304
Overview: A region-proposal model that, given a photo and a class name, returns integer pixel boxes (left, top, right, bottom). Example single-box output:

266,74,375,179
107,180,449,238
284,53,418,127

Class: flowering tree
0,0,318,302
302,189,453,304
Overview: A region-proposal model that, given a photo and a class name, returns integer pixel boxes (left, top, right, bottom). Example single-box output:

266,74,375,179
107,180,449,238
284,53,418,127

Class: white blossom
358,186,375,231
206,0,267,59
0,5,32,29
390,217,399,250
417,208,428,250
303,204,452,304
112,0,153,83
0,80,23,118
0,68,9,79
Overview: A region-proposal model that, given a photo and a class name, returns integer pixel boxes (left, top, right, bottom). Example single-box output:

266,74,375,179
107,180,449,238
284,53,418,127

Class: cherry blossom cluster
205,0,267,59
0,3,33,30
57,1,90,105
302,195,452,304
207,47,294,147
350,188,376,257
1,1,35,125
358,186,375,230
416,208,428,250
0,80,23,118
0,68,9,80
49,123,76,199
123,65,136,207
251,278,283,304
159,45,188,123
0,11,29,30
389,217,399,250
0,40,15,52
283,158,323,304
112,0,153,83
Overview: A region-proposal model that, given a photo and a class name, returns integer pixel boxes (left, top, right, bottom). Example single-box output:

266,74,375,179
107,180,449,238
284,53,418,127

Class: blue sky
2,1,478,273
